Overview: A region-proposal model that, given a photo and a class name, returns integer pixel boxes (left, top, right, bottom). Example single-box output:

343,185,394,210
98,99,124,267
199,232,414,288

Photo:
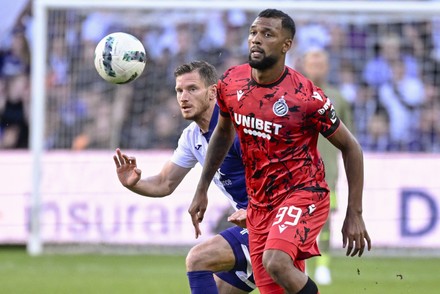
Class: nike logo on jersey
237,90,244,101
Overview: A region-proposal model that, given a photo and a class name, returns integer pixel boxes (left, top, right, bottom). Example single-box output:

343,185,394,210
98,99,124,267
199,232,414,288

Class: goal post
28,0,48,256
29,0,440,255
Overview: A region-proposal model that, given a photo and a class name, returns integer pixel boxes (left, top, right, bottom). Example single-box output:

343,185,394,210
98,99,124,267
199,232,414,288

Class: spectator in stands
363,107,392,152
47,35,70,87
362,33,419,88
199,10,248,72
81,12,116,44
71,85,134,150
296,20,331,53
338,61,358,106
345,23,368,75
197,11,227,54
326,24,348,86
351,82,384,149
0,26,30,77
0,73,30,149
378,58,425,151
45,82,89,149
416,81,440,152
8,6,440,153
429,17,440,62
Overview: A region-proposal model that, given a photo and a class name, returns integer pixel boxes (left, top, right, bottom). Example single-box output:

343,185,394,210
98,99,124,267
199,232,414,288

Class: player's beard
248,53,278,70
182,91,210,122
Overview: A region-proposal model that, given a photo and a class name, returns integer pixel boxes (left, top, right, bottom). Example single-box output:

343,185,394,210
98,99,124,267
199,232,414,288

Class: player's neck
251,65,286,85
197,104,215,134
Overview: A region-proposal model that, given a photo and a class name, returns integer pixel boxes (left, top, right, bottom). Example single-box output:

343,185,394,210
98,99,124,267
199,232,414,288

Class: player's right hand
113,148,142,188
227,209,247,228
188,190,208,239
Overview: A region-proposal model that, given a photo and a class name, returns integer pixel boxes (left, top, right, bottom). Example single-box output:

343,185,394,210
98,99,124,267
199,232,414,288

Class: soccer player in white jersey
113,60,255,294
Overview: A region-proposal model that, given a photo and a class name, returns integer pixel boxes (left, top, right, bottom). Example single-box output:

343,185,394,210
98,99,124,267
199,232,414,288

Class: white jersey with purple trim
170,106,248,210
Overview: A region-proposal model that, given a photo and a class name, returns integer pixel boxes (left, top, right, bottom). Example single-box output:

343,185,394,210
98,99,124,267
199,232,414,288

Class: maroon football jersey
217,64,340,209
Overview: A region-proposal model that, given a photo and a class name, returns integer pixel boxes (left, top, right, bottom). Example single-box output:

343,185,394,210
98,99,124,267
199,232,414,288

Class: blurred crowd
1,3,440,152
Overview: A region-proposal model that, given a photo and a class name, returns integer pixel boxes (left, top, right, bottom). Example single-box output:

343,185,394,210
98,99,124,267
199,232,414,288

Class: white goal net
21,0,440,254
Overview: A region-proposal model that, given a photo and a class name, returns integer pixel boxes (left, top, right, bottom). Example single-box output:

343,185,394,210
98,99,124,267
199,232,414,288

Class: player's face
175,71,213,121
248,17,291,70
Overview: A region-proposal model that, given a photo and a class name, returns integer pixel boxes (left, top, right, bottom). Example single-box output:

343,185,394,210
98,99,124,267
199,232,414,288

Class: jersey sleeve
308,85,341,138
216,76,231,118
170,129,198,169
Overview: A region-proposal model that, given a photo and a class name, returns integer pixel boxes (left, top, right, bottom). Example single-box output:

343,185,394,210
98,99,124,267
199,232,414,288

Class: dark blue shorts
215,226,255,292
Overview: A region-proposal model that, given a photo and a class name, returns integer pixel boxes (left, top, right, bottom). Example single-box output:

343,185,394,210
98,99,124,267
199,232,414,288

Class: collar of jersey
202,105,219,142
250,66,289,88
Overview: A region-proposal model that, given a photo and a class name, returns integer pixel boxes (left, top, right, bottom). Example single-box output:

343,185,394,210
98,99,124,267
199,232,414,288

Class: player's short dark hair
174,60,218,87
258,9,296,39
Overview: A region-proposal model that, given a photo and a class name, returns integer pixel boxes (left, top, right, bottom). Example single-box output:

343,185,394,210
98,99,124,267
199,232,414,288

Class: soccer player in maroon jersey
189,9,371,294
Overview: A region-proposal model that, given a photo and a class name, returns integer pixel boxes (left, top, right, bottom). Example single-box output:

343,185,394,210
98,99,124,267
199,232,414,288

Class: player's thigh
214,275,252,294
186,234,236,272
266,191,330,260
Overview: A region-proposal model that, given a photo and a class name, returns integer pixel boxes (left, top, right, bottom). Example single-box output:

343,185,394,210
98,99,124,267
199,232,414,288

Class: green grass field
0,247,438,294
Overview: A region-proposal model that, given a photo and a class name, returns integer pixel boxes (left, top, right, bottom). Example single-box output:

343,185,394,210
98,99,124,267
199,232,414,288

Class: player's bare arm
327,122,372,257
114,148,190,198
189,115,236,238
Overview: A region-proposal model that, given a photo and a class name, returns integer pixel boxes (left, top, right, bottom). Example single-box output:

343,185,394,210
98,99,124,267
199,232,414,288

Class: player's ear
282,38,293,53
208,84,217,100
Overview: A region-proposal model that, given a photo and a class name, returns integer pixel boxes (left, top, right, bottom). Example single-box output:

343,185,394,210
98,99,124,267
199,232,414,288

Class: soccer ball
94,32,146,84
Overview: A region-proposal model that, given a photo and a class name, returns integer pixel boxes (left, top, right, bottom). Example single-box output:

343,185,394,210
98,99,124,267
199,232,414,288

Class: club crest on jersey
273,96,288,117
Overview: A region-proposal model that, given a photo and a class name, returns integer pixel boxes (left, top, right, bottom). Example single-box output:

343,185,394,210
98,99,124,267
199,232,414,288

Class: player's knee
186,244,212,271
262,250,288,278
186,247,202,271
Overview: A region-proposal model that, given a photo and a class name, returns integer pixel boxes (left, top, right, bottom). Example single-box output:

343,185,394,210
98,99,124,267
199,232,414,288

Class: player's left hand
227,209,247,228
341,210,372,257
